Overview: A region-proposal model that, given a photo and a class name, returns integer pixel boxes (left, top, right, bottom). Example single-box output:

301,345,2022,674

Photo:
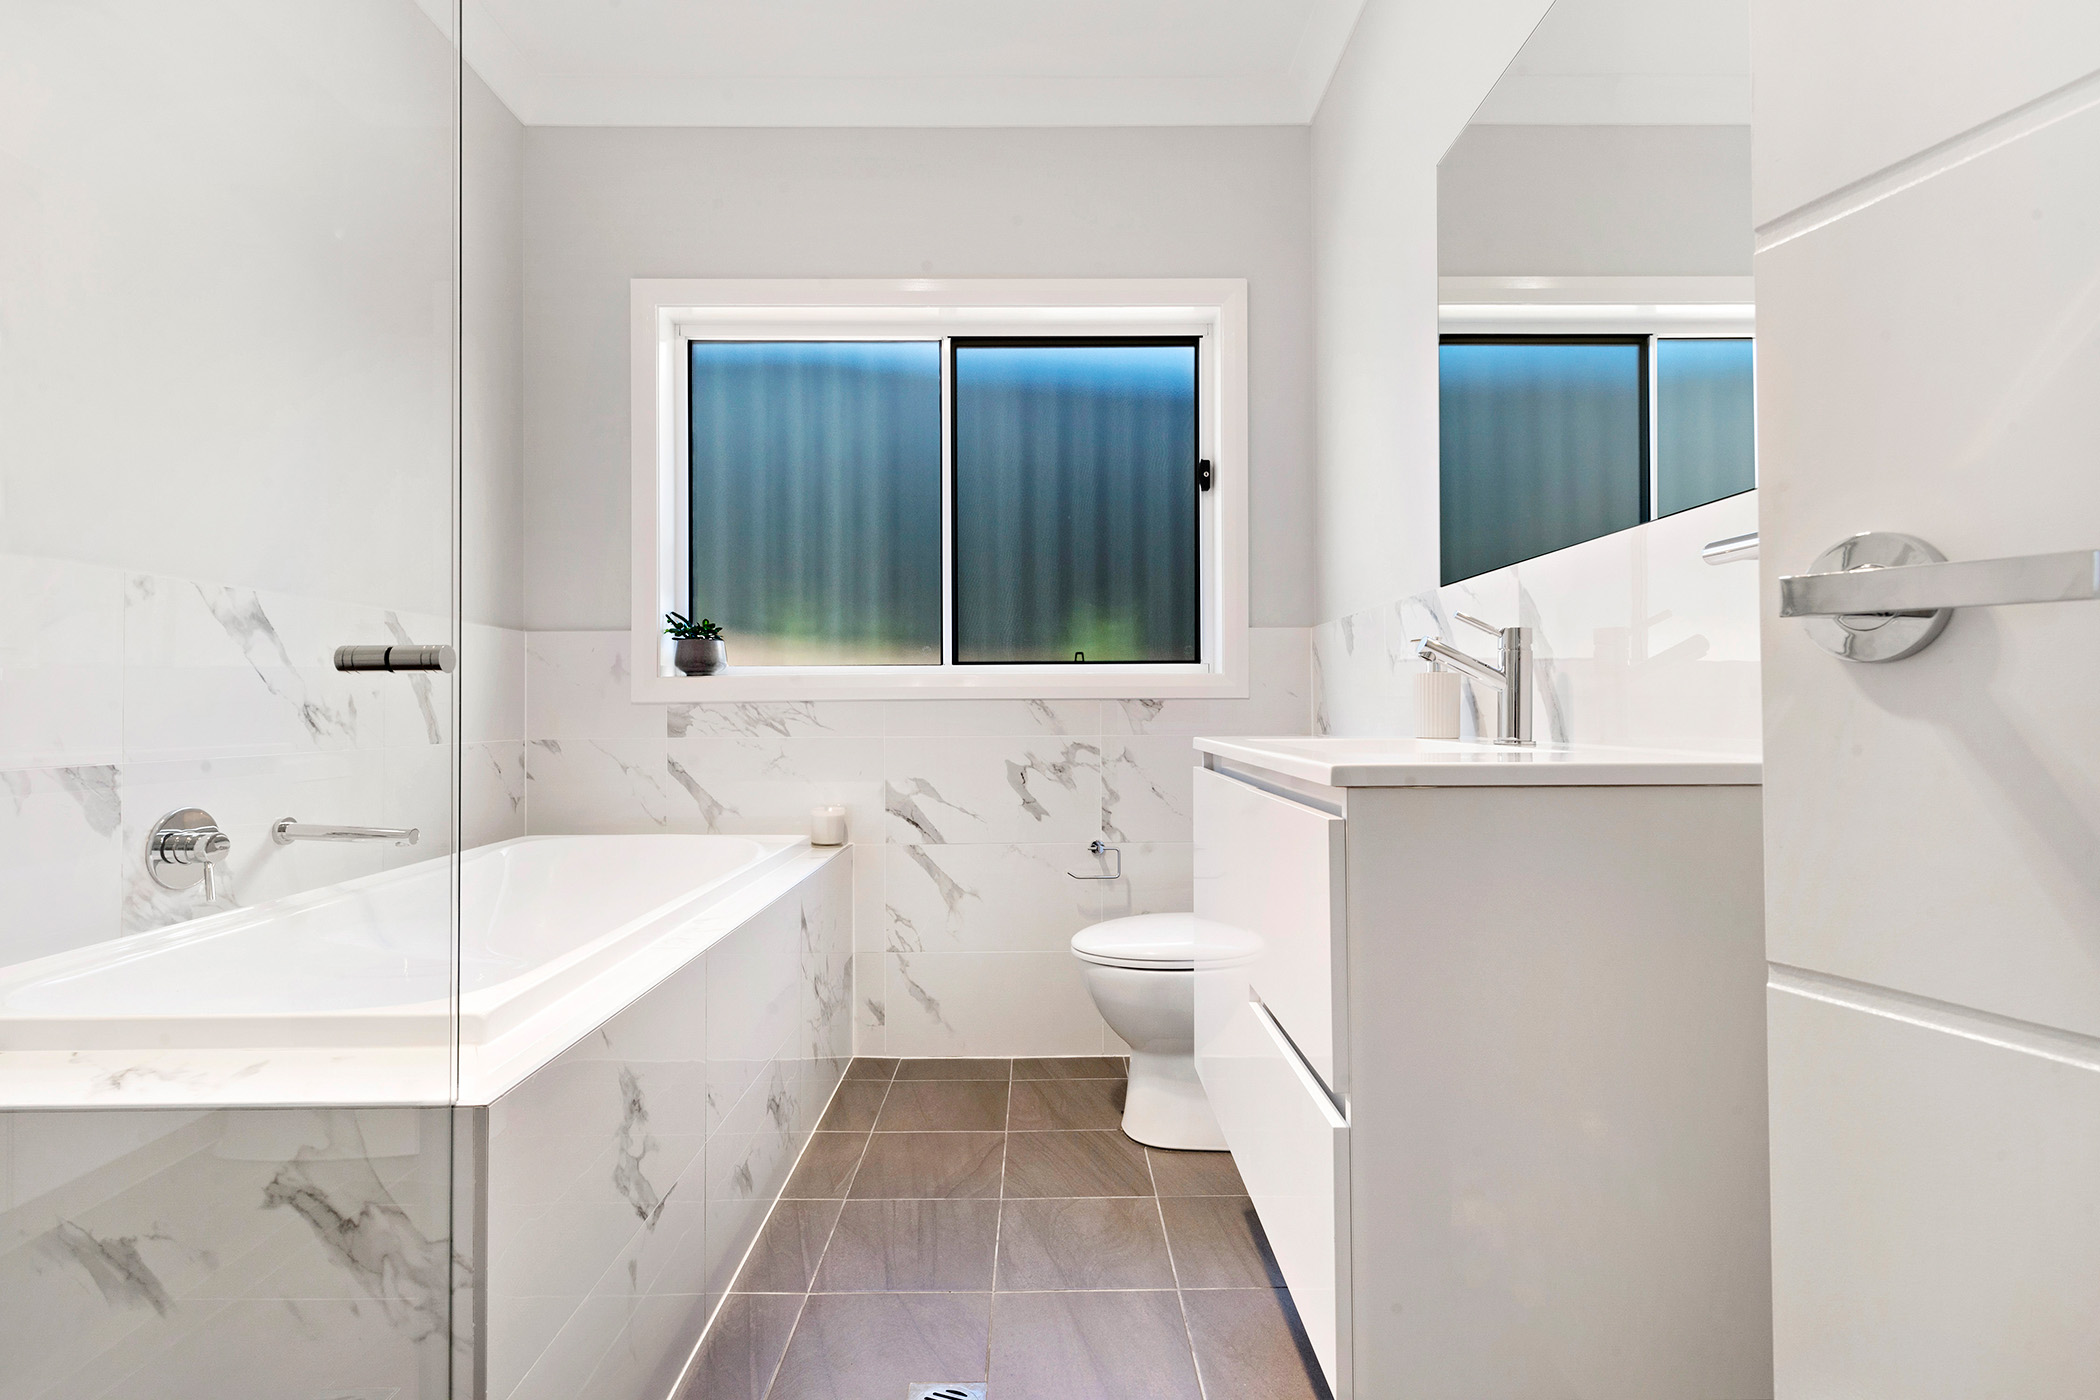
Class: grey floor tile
816,1080,890,1133
1007,1078,1124,1131
1182,1288,1333,1400
894,1057,1012,1081
781,1133,869,1199
1003,1131,1154,1199
674,1291,802,1400
812,1199,1001,1293
987,1290,1202,1400
765,1291,991,1399
1160,1195,1285,1288
849,1131,1005,1199
1011,1056,1128,1080
1145,1146,1246,1197
874,1079,1011,1132
995,1197,1177,1291
842,1057,900,1083
733,1197,844,1293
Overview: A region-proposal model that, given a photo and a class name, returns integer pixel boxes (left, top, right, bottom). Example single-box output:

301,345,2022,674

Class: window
632,280,1249,701
1438,333,1755,585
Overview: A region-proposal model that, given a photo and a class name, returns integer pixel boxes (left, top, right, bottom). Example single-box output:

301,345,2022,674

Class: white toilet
1070,912,1229,1151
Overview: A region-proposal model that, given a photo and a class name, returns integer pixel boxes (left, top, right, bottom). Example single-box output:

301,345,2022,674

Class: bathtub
0,834,806,1052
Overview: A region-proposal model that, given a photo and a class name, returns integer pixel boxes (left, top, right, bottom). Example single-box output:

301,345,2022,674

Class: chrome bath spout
273,819,419,847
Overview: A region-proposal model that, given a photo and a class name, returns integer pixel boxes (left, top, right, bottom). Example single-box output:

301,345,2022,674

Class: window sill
628,658,1250,703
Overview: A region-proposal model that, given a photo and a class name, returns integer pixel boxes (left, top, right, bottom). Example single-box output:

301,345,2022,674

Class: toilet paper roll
811,805,848,846
1414,671,1461,739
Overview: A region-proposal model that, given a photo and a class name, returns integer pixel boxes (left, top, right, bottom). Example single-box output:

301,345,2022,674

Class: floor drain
908,1386,985,1400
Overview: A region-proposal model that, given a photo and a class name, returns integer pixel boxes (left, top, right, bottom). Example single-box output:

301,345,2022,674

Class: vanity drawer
1192,766,1348,1098
1194,973,1351,1398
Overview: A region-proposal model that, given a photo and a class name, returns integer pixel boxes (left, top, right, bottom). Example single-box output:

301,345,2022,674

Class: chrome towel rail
1702,532,1759,565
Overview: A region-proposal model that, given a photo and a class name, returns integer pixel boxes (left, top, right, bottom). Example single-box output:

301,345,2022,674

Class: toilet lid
1071,912,1238,970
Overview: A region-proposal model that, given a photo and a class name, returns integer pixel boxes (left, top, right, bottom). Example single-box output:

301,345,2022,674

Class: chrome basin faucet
1417,613,1534,746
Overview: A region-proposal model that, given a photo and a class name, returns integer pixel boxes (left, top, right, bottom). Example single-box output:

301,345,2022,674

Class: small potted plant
664,612,727,676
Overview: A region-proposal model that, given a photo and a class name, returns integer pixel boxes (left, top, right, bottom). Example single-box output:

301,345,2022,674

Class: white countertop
1195,735,1762,788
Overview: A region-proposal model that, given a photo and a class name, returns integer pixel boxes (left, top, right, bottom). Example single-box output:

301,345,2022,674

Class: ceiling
1470,0,1751,125
458,0,1369,126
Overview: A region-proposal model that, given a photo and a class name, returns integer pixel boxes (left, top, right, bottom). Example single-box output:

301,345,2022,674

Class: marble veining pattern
522,626,1314,1058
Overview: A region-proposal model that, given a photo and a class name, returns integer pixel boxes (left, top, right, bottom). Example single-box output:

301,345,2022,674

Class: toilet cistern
1416,614,1534,745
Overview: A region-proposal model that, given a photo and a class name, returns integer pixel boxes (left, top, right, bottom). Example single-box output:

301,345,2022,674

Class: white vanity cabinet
1192,738,1772,1400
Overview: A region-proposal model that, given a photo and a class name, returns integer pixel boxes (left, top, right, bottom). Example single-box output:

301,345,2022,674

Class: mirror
1435,0,1755,586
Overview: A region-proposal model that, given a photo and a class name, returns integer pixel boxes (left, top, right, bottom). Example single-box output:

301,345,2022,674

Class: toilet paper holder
1068,840,1122,880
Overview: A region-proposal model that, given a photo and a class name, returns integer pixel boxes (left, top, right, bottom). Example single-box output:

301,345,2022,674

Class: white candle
811,805,848,846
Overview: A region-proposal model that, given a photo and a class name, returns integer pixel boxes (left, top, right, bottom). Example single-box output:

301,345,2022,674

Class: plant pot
674,637,726,676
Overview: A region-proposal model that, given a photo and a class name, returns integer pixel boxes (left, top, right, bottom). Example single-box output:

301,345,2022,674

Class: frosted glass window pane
952,342,1199,664
1439,340,1645,585
688,341,943,666
1656,337,1756,516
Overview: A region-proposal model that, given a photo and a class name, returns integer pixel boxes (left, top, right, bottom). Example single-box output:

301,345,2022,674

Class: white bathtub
0,835,805,1052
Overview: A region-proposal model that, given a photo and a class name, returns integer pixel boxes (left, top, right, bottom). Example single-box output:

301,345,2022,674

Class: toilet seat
1070,912,1234,971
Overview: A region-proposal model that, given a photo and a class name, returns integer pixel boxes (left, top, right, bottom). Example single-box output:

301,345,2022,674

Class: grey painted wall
521,125,1317,631
1438,124,1753,275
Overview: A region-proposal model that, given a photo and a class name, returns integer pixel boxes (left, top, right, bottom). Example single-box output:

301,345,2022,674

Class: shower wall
0,5,528,966
2,6,500,1398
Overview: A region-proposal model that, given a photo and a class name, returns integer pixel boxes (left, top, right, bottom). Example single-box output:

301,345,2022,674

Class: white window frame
630,278,1250,702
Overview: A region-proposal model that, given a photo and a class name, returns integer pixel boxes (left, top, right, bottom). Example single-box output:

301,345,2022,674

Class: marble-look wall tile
483,852,849,1400
0,1106,457,1400
664,733,882,839
0,555,125,771
116,752,395,932
883,844,1099,954
464,741,529,849
881,950,1108,1058
0,766,123,966
123,574,390,763
465,623,528,746
525,631,667,741
521,627,1317,1057
881,698,1103,737
1101,736,1197,844
882,735,1104,845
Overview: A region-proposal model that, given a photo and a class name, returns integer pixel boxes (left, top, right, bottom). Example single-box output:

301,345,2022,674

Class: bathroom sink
1194,735,1760,788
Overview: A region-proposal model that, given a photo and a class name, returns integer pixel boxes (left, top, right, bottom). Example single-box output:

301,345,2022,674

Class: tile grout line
1147,1140,1211,1400
757,1056,899,1400
984,1055,1015,1382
